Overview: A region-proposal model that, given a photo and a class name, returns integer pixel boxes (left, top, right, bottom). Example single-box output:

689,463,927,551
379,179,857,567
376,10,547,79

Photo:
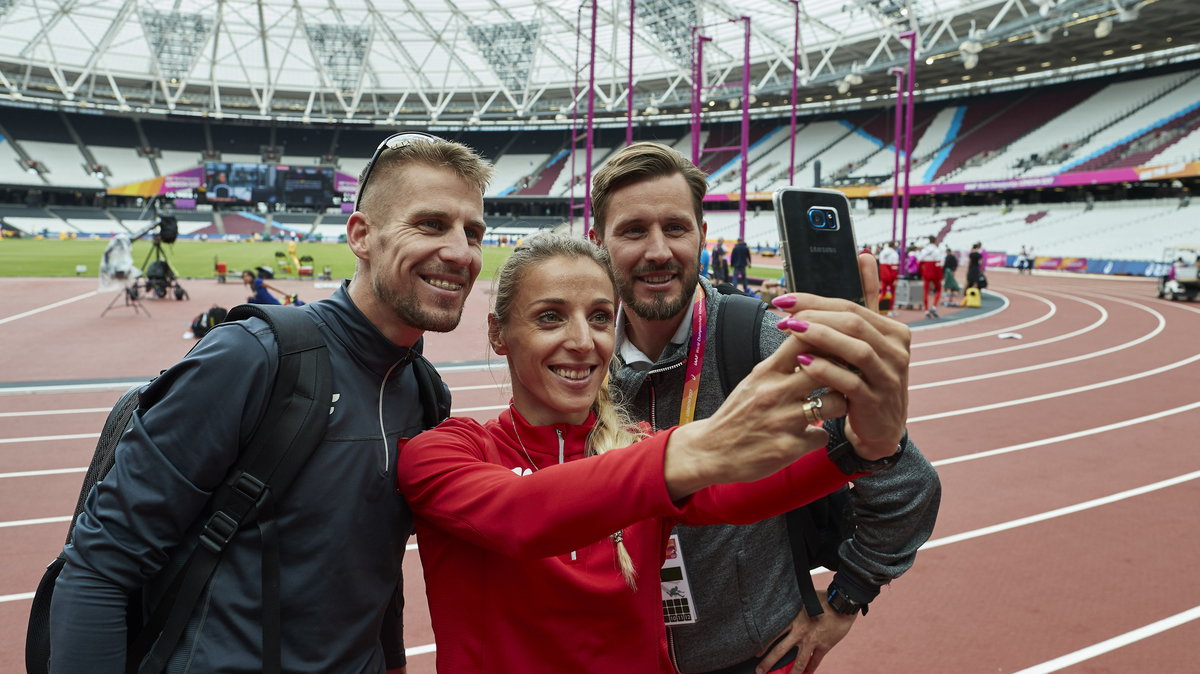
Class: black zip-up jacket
50,282,439,673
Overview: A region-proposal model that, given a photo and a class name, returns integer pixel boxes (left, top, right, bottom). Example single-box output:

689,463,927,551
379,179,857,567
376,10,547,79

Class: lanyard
678,286,707,426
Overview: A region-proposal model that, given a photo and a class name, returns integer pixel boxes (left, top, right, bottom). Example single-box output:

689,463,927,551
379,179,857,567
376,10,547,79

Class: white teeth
642,274,672,284
426,278,463,291
552,367,591,380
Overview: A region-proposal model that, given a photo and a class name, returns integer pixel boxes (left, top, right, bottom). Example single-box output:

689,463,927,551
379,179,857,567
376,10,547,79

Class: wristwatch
826,585,869,616
823,416,906,476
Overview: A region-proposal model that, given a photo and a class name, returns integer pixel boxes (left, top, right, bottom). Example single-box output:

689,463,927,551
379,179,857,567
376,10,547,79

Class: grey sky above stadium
0,0,1194,126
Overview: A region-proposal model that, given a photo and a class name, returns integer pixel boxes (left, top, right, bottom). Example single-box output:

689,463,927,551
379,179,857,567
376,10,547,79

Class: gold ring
802,396,824,425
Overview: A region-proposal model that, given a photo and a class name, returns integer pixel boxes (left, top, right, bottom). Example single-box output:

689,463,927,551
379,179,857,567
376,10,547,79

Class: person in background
396,233,891,673
918,235,942,319
966,241,985,289
700,243,712,279
730,237,752,293
712,237,729,283
49,132,493,674
590,142,939,674
878,241,900,316
942,245,961,306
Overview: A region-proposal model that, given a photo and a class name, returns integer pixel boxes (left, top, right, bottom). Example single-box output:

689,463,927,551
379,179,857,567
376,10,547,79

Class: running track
1,270,1197,673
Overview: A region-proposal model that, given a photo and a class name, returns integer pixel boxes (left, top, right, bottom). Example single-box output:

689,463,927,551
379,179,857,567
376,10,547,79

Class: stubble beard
372,273,466,333
618,262,700,322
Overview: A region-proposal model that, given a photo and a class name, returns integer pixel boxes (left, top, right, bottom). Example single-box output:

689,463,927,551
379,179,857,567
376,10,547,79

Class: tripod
101,279,152,317
137,233,188,301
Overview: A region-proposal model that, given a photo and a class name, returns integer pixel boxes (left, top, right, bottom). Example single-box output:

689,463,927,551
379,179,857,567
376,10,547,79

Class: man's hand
769,252,910,461
663,335,847,499
755,593,857,674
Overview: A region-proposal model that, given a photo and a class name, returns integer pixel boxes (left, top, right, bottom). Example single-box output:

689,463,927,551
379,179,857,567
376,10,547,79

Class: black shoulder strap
410,353,451,429
715,292,766,397
715,292,829,617
133,304,332,674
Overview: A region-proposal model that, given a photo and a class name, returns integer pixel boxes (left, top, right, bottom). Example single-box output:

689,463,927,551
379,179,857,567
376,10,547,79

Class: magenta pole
789,0,799,185
626,0,635,146
889,66,904,243
737,17,750,239
583,0,598,236
899,30,917,271
690,28,708,166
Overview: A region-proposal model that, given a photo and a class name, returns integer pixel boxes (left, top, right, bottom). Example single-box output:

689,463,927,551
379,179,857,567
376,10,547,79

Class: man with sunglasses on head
48,133,492,674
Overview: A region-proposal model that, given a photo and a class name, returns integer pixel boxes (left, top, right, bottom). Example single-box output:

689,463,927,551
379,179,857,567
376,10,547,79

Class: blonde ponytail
588,374,646,589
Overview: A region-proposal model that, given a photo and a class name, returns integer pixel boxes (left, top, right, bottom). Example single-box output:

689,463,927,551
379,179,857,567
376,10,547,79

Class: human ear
487,313,508,355
346,211,371,262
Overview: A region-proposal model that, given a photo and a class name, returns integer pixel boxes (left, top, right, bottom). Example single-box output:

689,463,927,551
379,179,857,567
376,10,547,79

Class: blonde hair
492,232,644,588
357,135,493,216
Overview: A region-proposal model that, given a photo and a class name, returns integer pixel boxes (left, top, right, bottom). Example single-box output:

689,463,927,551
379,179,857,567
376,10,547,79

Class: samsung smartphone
773,186,865,305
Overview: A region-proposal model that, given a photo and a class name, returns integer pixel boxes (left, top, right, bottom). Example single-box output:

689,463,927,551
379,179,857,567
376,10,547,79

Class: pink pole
583,0,597,236
899,30,916,271
789,1,799,185
738,16,750,240
889,66,904,243
691,28,707,166
627,0,635,146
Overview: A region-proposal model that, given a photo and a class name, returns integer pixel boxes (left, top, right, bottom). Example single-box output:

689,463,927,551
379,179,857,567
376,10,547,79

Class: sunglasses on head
354,132,444,212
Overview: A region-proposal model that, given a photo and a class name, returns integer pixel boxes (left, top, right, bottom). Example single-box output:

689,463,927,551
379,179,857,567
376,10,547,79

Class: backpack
190,305,228,338
25,304,451,674
714,289,856,619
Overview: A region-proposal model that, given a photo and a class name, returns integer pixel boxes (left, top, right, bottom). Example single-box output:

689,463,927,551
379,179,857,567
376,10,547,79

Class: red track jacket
397,406,849,673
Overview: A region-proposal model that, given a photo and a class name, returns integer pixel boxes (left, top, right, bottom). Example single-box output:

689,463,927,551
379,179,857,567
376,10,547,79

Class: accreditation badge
661,533,698,625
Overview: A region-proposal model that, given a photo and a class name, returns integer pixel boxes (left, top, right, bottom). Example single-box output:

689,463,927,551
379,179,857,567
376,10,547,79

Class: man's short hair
590,142,708,237
357,136,492,216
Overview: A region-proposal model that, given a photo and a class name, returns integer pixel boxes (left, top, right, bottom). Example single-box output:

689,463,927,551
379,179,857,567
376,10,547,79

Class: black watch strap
826,586,869,616
823,417,906,476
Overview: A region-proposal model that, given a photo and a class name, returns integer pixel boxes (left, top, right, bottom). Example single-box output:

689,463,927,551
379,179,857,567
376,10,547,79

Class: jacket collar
309,280,423,375
498,404,597,465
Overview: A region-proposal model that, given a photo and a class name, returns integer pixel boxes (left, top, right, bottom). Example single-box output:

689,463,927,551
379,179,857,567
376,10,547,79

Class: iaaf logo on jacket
510,467,532,477
329,393,340,415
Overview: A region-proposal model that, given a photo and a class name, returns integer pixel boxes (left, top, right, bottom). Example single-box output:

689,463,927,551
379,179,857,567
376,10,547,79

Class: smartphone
773,187,865,305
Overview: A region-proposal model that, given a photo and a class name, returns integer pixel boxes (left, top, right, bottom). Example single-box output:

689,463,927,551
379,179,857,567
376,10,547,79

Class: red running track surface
2,270,1198,673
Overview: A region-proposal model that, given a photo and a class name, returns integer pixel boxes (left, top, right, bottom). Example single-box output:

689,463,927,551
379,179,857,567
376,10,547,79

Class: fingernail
776,317,791,331
787,319,810,333
796,353,814,366
772,295,797,308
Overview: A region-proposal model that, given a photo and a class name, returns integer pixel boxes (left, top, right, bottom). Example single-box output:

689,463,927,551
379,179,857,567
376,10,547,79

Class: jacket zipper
377,352,414,474
667,625,681,673
556,428,577,561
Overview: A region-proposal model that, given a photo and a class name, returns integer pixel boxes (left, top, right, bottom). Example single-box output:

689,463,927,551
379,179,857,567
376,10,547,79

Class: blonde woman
397,233,887,673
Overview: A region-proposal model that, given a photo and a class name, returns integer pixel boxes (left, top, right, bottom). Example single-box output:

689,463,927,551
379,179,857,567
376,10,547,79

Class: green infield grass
0,236,783,285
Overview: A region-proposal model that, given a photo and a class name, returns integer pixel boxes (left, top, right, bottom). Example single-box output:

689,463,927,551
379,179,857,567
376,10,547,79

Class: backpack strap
410,353,451,429
133,304,332,674
715,293,766,397
714,292,829,618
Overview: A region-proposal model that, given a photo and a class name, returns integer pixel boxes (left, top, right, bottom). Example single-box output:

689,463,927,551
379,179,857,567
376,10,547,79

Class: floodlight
1095,19,1113,38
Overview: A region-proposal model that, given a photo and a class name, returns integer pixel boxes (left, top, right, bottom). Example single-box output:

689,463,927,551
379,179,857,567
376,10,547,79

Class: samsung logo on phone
808,246,838,254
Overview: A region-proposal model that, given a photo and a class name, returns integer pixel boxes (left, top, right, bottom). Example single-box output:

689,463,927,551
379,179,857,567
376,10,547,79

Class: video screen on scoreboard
204,162,336,206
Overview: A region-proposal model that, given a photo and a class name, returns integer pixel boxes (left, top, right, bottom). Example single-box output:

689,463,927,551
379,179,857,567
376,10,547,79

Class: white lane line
0,515,71,529
920,470,1200,550
0,290,100,326
0,408,112,418
912,294,1107,367
0,467,86,479
0,382,145,396
450,404,507,414
0,592,35,603
929,401,1200,467
914,289,1052,347
911,296,1165,389
1012,606,1200,674
404,643,437,657
907,351,1200,423
0,433,99,445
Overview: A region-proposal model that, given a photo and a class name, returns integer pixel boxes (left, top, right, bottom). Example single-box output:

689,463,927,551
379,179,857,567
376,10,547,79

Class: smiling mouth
639,272,675,285
551,366,595,381
424,277,464,291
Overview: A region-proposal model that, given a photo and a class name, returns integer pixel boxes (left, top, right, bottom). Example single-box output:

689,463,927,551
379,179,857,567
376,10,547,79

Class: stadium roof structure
0,0,1196,128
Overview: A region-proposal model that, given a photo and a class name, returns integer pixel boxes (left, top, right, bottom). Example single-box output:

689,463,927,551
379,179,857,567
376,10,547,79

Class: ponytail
588,374,645,589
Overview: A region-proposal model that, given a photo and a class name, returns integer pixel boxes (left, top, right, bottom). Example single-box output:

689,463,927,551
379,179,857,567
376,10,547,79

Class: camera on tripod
139,215,186,300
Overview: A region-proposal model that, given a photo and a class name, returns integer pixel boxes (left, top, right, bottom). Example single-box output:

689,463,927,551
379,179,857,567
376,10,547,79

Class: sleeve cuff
830,570,881,604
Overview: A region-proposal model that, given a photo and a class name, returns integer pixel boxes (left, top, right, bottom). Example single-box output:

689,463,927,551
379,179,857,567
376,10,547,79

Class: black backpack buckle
198,511,238,554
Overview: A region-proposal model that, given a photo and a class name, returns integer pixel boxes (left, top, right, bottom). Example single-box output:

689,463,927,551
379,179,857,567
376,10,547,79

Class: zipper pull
556,427,577,561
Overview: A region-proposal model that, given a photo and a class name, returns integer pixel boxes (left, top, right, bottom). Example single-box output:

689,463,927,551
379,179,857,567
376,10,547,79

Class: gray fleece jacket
609,276,941,673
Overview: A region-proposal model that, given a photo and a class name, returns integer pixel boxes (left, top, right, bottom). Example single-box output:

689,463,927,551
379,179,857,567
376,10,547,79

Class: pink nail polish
796,353,814,366
787,319,810,333
772,295,797,309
